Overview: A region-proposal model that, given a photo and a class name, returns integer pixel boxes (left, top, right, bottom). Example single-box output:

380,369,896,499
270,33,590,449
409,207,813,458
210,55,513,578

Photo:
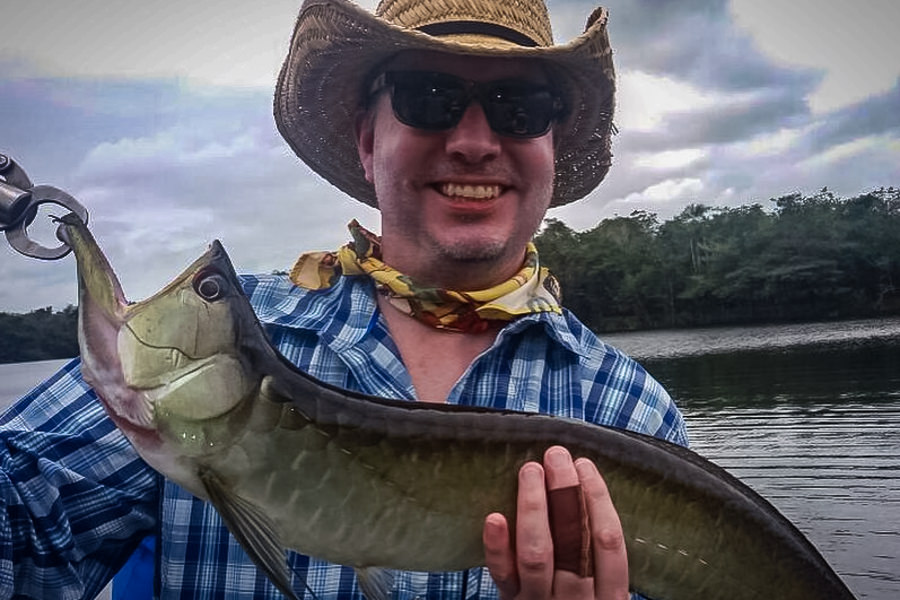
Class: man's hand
483,446,629,599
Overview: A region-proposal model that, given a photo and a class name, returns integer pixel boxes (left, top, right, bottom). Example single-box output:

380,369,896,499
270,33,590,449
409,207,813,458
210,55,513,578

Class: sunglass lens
389,72,467,131
484,83,557,137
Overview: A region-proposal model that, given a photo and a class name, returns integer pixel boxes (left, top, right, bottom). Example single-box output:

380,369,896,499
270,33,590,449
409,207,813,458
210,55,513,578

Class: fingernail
521,462,543,483
574,458,596,477
545,446,570,469
485,513,505,532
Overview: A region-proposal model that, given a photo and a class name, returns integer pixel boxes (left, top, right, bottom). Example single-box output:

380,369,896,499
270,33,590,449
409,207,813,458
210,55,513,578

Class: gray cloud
805,79,900,152
620,86,810,153
554,0,820,91
1,70,377,311
551,1,825,166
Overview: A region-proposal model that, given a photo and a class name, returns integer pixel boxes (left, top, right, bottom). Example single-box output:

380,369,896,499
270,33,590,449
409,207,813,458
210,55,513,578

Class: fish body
57,214,856,600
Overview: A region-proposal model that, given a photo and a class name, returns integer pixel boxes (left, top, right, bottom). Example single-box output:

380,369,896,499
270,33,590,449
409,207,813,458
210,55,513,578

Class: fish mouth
123,321,206,361
56,213,128,319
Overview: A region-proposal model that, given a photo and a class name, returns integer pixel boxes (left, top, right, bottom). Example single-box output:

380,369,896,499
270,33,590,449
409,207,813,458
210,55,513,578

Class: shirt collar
495,310,592,358
245,273,590,357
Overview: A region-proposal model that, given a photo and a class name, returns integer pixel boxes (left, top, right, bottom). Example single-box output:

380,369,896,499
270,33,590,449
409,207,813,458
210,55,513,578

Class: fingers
546,447,592,575
511,462,554,599
545,447,595,598
484,447,629,600
484,460,556,600
483,512,519,598
576,457,629,600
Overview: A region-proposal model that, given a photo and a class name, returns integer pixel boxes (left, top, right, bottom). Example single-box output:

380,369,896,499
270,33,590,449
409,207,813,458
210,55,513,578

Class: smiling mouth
439,182,503,200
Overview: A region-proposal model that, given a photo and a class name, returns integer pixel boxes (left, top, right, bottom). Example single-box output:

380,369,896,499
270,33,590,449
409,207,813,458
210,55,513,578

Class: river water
0,358,71,408
604,317,900,599
3,318,899,598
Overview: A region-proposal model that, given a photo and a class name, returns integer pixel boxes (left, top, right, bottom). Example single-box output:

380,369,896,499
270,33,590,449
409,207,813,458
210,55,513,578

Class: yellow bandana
290,221,562,333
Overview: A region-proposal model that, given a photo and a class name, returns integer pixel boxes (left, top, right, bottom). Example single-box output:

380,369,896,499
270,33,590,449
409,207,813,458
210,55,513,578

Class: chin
436,238,508,263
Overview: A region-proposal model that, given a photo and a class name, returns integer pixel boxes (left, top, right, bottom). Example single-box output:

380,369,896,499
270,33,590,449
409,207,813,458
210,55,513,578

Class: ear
355,110,376,184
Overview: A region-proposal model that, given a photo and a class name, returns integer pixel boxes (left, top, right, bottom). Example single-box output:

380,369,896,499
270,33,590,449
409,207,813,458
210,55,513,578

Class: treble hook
0,153,89,260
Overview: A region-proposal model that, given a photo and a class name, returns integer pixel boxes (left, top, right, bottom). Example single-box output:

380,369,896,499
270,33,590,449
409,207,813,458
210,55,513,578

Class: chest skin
377,295,501,403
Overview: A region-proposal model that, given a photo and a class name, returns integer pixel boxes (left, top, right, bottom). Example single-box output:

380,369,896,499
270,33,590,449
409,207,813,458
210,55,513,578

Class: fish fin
355,567,394,600
198,468,300,600
134,390,156,429
259,375,287,404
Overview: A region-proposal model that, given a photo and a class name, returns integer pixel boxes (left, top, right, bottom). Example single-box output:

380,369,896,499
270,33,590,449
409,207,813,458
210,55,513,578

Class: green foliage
0,305,79,363
535,188,900,331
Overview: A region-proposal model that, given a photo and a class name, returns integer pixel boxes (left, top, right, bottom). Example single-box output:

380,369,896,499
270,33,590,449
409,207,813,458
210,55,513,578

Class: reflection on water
678,401,899,599
646,342,900,409
603,319,900,599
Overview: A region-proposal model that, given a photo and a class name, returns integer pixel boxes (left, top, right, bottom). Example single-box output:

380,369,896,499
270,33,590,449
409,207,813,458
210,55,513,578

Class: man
0,0,687,598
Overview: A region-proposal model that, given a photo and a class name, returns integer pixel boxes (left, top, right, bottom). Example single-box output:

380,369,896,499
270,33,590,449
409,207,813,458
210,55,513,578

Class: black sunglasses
370,70,566,139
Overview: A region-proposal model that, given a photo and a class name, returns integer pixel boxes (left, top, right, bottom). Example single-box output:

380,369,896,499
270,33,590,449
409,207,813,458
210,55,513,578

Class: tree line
535,187,900,332
0,305,78,363
2,187,898,362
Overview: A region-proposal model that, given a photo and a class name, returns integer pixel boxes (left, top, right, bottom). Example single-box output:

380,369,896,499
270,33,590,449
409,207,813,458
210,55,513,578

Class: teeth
441,183,501,200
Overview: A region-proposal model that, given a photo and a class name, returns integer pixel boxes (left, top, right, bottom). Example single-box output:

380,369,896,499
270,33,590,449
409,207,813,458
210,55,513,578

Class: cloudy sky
1,0,898,312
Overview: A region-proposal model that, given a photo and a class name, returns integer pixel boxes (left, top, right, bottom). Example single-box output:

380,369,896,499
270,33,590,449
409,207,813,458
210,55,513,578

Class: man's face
356,51,557,289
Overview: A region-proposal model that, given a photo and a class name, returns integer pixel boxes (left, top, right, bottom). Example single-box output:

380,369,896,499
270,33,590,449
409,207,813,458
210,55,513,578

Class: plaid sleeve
0,359,159,599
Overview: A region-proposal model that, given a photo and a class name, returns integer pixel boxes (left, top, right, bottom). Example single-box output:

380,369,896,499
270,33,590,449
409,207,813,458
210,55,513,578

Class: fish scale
56,212,857,600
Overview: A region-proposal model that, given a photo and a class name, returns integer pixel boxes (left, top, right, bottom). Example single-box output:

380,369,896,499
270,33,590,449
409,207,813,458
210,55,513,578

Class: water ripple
602,326,900,600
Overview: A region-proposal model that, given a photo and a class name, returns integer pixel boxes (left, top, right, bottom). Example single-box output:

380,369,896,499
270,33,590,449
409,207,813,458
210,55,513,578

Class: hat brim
274,0,615,208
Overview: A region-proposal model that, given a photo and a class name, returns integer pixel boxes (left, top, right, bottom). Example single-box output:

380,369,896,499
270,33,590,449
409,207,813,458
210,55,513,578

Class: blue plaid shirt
0,272,687,599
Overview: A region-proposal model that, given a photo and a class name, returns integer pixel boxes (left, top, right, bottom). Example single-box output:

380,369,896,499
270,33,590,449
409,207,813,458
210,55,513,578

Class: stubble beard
425,236,512,289
436,237,508,264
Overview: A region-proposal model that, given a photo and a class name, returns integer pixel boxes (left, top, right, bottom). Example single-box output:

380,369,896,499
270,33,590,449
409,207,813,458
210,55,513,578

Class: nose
444,102,501,164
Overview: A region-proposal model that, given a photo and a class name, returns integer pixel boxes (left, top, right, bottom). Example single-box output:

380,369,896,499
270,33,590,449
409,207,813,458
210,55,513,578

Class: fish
55,212,856,600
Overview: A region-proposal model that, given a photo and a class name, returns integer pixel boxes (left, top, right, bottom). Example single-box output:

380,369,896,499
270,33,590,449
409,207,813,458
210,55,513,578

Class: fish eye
193,269,229,301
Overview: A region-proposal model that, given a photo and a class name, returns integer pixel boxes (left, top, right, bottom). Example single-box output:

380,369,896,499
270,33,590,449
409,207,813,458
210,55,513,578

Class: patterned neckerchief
290,220,562,333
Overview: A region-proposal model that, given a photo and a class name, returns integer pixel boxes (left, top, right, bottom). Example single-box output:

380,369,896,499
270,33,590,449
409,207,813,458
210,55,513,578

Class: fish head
58,214,261,468
118,240,246,391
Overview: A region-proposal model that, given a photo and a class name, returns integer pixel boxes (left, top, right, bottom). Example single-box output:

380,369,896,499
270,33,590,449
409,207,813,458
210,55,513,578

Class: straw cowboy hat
274,0,616,208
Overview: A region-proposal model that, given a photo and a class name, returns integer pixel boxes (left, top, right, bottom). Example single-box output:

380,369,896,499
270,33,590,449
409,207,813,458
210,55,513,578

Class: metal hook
5,186,90,260
0,153,89,260
0,153,35,232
